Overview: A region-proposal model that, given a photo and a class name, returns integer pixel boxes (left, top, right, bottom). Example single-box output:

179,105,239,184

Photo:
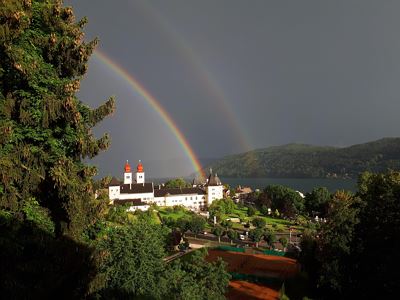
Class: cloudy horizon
65,0,400,177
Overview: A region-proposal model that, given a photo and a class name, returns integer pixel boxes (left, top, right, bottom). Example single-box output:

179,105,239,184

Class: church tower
206,168,223,205
124,160,132,184
136,160,145,184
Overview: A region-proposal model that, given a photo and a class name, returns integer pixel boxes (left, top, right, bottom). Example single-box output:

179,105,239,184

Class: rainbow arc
94,50,205,177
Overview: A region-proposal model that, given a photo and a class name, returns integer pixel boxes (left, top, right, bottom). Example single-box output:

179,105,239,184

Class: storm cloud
65,0,400,177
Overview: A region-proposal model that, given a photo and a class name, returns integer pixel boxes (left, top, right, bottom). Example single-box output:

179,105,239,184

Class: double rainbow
94,50,204,177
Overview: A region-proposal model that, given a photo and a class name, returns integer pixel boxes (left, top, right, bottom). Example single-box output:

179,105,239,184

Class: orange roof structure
124,160,131,173
137,160,144,172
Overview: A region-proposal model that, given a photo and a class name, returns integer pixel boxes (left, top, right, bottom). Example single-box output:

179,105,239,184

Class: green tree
320,191,360,294
99,218,167,298
212,224,224,243
308,190,361,298
260,185,305,218
164,178,190,188
279,237,288,250
247,205,257,217
260,204,269,216
188,214,206,238
106,204,131,224
0,0,115,239
222,197,236,214
176,216,191,234
249,228,264,247
220,219,233,230
353,171,400,298
298,228,318,291
0,1,113,296
304,187,331,217
208,198,236,219
165,248,230,299
252,216,266,228
227,229,238,244
264,230,277,249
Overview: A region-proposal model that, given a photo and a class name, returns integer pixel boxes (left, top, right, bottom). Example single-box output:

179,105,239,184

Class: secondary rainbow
94,50,204,177
133,1,253,152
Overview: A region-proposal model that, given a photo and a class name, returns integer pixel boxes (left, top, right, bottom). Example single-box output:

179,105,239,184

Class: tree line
298,171,400,299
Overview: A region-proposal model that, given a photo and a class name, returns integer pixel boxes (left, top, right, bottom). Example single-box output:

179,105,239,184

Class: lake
221,178,357,193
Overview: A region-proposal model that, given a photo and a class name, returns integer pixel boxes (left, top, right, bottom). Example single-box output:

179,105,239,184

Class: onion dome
124,160,131,172
137,160,144,172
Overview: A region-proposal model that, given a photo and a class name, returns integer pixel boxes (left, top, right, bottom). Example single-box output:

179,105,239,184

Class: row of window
184,196,205,200
169,199,206,205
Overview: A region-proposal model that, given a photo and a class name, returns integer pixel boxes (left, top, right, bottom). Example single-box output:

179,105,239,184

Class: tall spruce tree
0,0,114,239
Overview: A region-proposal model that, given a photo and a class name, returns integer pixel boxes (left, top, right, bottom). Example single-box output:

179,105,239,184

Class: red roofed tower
124,161,131,172
136,160,145,184
137,161,143,172
124,160,132,184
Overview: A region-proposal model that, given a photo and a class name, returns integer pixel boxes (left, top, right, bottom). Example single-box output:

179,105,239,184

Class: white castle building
108,160,223,211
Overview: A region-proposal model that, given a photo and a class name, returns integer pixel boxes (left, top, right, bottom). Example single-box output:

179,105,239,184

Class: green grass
219,208,303,232
157,206,303,233
231,222,244,230
158,207,193,220
126,210,161,224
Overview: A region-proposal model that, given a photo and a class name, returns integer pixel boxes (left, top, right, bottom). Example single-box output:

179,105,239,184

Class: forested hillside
205,138,400,178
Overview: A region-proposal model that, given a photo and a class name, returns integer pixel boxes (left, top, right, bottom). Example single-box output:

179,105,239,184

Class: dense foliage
0,0,115,238
166,249,231,300
304,186,331,217
208,197,236,220
205,138,400,178
0,2,231,299
0,207,99,298
300,171,400,299
0,0,114,297
95,209,230,299
99,217,168,298
164,177,191,188
257,185,305,218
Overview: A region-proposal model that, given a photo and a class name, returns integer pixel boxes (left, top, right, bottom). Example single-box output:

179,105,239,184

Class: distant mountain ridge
204,138,400,178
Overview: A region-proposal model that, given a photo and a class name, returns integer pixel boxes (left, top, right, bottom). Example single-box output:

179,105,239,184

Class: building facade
108,161,223,211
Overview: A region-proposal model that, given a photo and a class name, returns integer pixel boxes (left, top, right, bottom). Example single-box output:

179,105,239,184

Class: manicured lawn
157,206,303,233
219,207,303,232
127,210,161,224
158,207,194,221
157,207,198,221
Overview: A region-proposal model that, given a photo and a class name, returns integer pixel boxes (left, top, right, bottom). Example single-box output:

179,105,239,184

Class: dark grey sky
65,0,400,178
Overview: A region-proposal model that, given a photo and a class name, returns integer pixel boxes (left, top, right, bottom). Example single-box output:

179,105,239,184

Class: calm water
221,178,357,193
